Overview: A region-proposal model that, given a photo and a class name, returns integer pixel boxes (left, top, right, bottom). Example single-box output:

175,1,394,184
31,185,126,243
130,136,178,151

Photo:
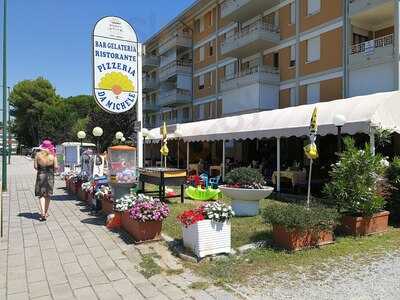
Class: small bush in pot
221,167,273,216
225,167,266,189
386,157,400,223
263,203,339,251
323,138,390,235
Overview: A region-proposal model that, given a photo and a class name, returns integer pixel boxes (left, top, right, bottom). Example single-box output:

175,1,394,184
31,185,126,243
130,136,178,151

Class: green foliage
375,126,393,147
86,109,136,151
386,157,400,223
10,78,99,147
225,167,266,189
323,137,387,216
263,203,339,232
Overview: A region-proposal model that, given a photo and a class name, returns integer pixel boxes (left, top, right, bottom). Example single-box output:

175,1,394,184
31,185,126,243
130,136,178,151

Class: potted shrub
386,157,400,224
323,138,390,236
263,203,339,251
81,182,93,204
122,194,169,243
177,202,234,258
219,167,273,216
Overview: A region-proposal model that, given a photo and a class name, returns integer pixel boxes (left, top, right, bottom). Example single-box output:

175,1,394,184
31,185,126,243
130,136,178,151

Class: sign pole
306,159,313,208
2,0,8,192
137,44,143,168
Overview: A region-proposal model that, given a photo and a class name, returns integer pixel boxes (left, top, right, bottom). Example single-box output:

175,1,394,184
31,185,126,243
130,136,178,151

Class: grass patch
164,268,184,276
186,227,400,284
188,281,210,290
139,253,162,278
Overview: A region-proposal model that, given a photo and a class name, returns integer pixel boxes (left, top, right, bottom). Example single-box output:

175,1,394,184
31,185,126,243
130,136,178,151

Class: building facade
142,0,400,129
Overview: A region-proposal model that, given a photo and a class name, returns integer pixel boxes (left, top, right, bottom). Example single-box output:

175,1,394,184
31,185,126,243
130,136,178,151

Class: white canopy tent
147,91,400,188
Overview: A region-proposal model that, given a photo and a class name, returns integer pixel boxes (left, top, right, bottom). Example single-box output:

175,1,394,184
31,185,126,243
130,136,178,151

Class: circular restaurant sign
93,16,139,113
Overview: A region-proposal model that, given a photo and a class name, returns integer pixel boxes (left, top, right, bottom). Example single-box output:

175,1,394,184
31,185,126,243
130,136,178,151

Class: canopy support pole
186,142,189,171
277,137,281,193
222,140,226,182
177,139,180,169
370,126,376,156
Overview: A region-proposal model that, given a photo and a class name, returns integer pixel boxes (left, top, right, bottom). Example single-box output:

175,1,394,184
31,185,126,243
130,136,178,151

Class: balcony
143,101,160,112
220,66,279,92
221,0,279,22
158,32,192,55
349,0,392,17
143,77,159,92
159,60,192,82
143,55,160,72
349,34,394,67
159,89,192,107
221,21,279,58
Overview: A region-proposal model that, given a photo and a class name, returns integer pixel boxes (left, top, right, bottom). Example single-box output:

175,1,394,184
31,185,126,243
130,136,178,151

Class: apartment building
142,0,400,129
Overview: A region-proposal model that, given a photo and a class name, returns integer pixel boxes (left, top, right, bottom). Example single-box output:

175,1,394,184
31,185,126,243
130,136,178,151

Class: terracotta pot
272,225,334,251
121,211,162,243
86,191,93,205
101,197,114,215
341,211,390,236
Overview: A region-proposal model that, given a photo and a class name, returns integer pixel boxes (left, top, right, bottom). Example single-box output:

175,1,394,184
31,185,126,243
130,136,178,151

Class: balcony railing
221,0,269,21
158,31,192,54
143,55,160,71
221,21,279,56
159,60,192,82
159,89,192,107
143,77,159,91
143,101,159,112
220,66,279,92
351,34,393,55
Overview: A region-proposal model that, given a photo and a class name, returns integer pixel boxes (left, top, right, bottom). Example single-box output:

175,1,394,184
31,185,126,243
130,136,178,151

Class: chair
199,173,209,189
209,176,221,189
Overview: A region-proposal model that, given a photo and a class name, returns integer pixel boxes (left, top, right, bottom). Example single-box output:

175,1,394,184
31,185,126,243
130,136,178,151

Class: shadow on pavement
51,194,75,202
18,212,41,221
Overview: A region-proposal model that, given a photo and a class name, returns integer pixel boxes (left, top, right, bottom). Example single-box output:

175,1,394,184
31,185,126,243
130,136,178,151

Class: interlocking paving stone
28,280,51,298
73,286,99,299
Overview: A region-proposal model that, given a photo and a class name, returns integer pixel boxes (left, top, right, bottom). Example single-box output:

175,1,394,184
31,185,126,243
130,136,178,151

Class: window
290,87,296,106
225,62,235,79
199,17,205,32
209,72,213,87
307,0,321,16
217,99,222,117
208,41,214,56
198,75,205,90
199,46,205,62
290,3,296,25
290,45,296,67
182,107,190,120
273,53,279,68
172,110,177,120
307,36,320,62
194,19,200,33
307,83,320,104
210,10,213,26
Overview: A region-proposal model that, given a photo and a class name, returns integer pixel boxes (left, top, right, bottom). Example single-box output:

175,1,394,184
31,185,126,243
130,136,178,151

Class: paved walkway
0,157,239,300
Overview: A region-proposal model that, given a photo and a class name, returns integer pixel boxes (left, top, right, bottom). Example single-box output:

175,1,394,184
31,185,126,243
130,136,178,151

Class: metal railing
222,65,279,82
222,20,279,47
351,34,394,55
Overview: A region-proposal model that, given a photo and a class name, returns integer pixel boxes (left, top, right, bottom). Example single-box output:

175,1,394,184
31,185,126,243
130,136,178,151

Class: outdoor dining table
272,170,307,188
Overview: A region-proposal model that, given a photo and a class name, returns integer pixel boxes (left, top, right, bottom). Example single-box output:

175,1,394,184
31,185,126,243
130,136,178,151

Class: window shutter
307,83,320,104
200,17,205,32
199,75,205,89
209,72,213,86
199,46,205,61
307,0,321,15
290,3,296,25
307,36,320,62
290,45,296,67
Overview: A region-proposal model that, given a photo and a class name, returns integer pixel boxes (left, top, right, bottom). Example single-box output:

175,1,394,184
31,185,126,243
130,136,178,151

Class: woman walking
34,140,58,221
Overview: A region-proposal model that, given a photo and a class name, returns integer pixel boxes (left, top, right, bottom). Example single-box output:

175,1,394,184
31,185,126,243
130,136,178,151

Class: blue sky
0,0,194,97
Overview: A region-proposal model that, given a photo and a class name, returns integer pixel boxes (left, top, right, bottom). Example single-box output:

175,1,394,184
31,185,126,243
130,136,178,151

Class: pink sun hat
39,140,55,154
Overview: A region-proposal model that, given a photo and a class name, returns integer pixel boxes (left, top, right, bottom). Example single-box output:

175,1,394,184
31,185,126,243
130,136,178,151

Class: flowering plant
114,194,135,212
225,167,266,189
128,195,170,222
95,185,112,201
81,182,93,192
177,202,234,227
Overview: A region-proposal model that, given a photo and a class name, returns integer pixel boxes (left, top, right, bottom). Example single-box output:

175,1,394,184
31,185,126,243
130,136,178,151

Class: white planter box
182,220,231,258
219,185,273,216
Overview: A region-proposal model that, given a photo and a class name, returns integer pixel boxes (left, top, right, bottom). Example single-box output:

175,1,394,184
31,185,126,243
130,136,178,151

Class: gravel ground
230,250,400,300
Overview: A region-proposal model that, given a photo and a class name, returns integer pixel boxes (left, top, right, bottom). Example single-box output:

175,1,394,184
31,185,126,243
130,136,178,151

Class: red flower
177,206,206,227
